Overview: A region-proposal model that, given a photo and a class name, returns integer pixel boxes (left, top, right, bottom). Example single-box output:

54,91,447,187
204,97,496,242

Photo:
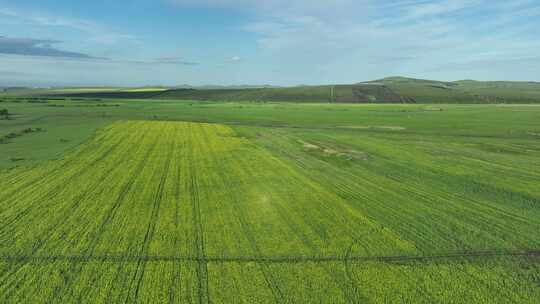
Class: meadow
0,98,539,302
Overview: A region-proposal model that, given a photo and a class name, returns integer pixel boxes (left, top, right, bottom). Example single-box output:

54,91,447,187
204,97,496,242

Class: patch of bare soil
298,140,369,161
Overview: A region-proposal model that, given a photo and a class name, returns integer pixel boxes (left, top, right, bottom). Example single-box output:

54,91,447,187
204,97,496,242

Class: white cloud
0,54,201,87
0,6,138,46
3,1,539,86
167,0,357,10
167,0,371,20
88,33,138,45
399,0,482,19
0,36,100,59
230,0,540,82
153,56,199,65
0,7,17,17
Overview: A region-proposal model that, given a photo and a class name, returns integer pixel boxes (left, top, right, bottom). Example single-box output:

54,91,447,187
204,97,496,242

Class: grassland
0,97,539,302
2,98,540,169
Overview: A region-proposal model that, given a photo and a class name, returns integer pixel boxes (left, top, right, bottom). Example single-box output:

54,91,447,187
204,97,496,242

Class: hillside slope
377,77,540,103
10,77,540,103
41,84,410,103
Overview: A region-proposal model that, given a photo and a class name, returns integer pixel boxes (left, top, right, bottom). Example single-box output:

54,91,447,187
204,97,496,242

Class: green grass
0,99,539,302
1,99,540,169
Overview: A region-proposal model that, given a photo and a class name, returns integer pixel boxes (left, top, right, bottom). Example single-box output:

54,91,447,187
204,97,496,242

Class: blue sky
1,0,539,86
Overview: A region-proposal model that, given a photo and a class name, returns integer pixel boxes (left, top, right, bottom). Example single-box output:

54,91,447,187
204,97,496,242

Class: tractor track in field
241,134,378,303
0,128,132,235
0,127,147,299
0,123,126,204
86,130,158,256
0,249,538,265
98,136,159,303
169,126,186,304
128,126,174,303
188,124,210,304
0,126,155,301
79,127,163,302
203,127,285,303
231,133,376,302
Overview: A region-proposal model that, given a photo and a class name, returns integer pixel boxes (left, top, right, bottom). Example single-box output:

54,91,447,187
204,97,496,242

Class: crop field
1,100,540,303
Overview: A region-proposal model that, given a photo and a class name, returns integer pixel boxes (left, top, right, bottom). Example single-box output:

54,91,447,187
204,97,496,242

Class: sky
0,0,539,87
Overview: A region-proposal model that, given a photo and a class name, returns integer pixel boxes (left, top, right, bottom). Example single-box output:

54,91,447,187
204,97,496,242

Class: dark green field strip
45,90,170,100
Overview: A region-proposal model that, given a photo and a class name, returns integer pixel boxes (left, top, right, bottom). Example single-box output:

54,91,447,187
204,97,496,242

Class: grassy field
1,98,539,302
2,98,540,169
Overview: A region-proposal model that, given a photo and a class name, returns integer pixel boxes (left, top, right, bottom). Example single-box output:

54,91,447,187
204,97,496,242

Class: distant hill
372,77,540,103
8,77,540,104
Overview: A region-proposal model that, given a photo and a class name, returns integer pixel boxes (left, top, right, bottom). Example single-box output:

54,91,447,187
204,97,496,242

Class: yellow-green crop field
1,120,539,303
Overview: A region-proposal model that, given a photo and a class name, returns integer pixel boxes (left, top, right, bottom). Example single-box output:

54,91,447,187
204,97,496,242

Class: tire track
221,130,363,303
55,125,156,303
0,126,133,235
3,125,147,252
89,132,160,303
0,122,125,205
0,124,148,300
169,123,192,304
199,126,285,302
127,124,174,303
0,249,538,264
188,124,210,304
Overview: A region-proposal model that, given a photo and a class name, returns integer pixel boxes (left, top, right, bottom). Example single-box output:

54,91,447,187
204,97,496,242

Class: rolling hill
5,77,540,103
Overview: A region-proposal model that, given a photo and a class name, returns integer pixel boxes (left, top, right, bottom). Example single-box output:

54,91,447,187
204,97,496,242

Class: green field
1,98,540,302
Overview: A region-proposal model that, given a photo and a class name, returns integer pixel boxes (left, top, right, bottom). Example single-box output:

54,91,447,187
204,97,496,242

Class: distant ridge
6,76,540,104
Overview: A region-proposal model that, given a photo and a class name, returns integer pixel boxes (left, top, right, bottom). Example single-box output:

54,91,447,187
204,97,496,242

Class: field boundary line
1,249,538,264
